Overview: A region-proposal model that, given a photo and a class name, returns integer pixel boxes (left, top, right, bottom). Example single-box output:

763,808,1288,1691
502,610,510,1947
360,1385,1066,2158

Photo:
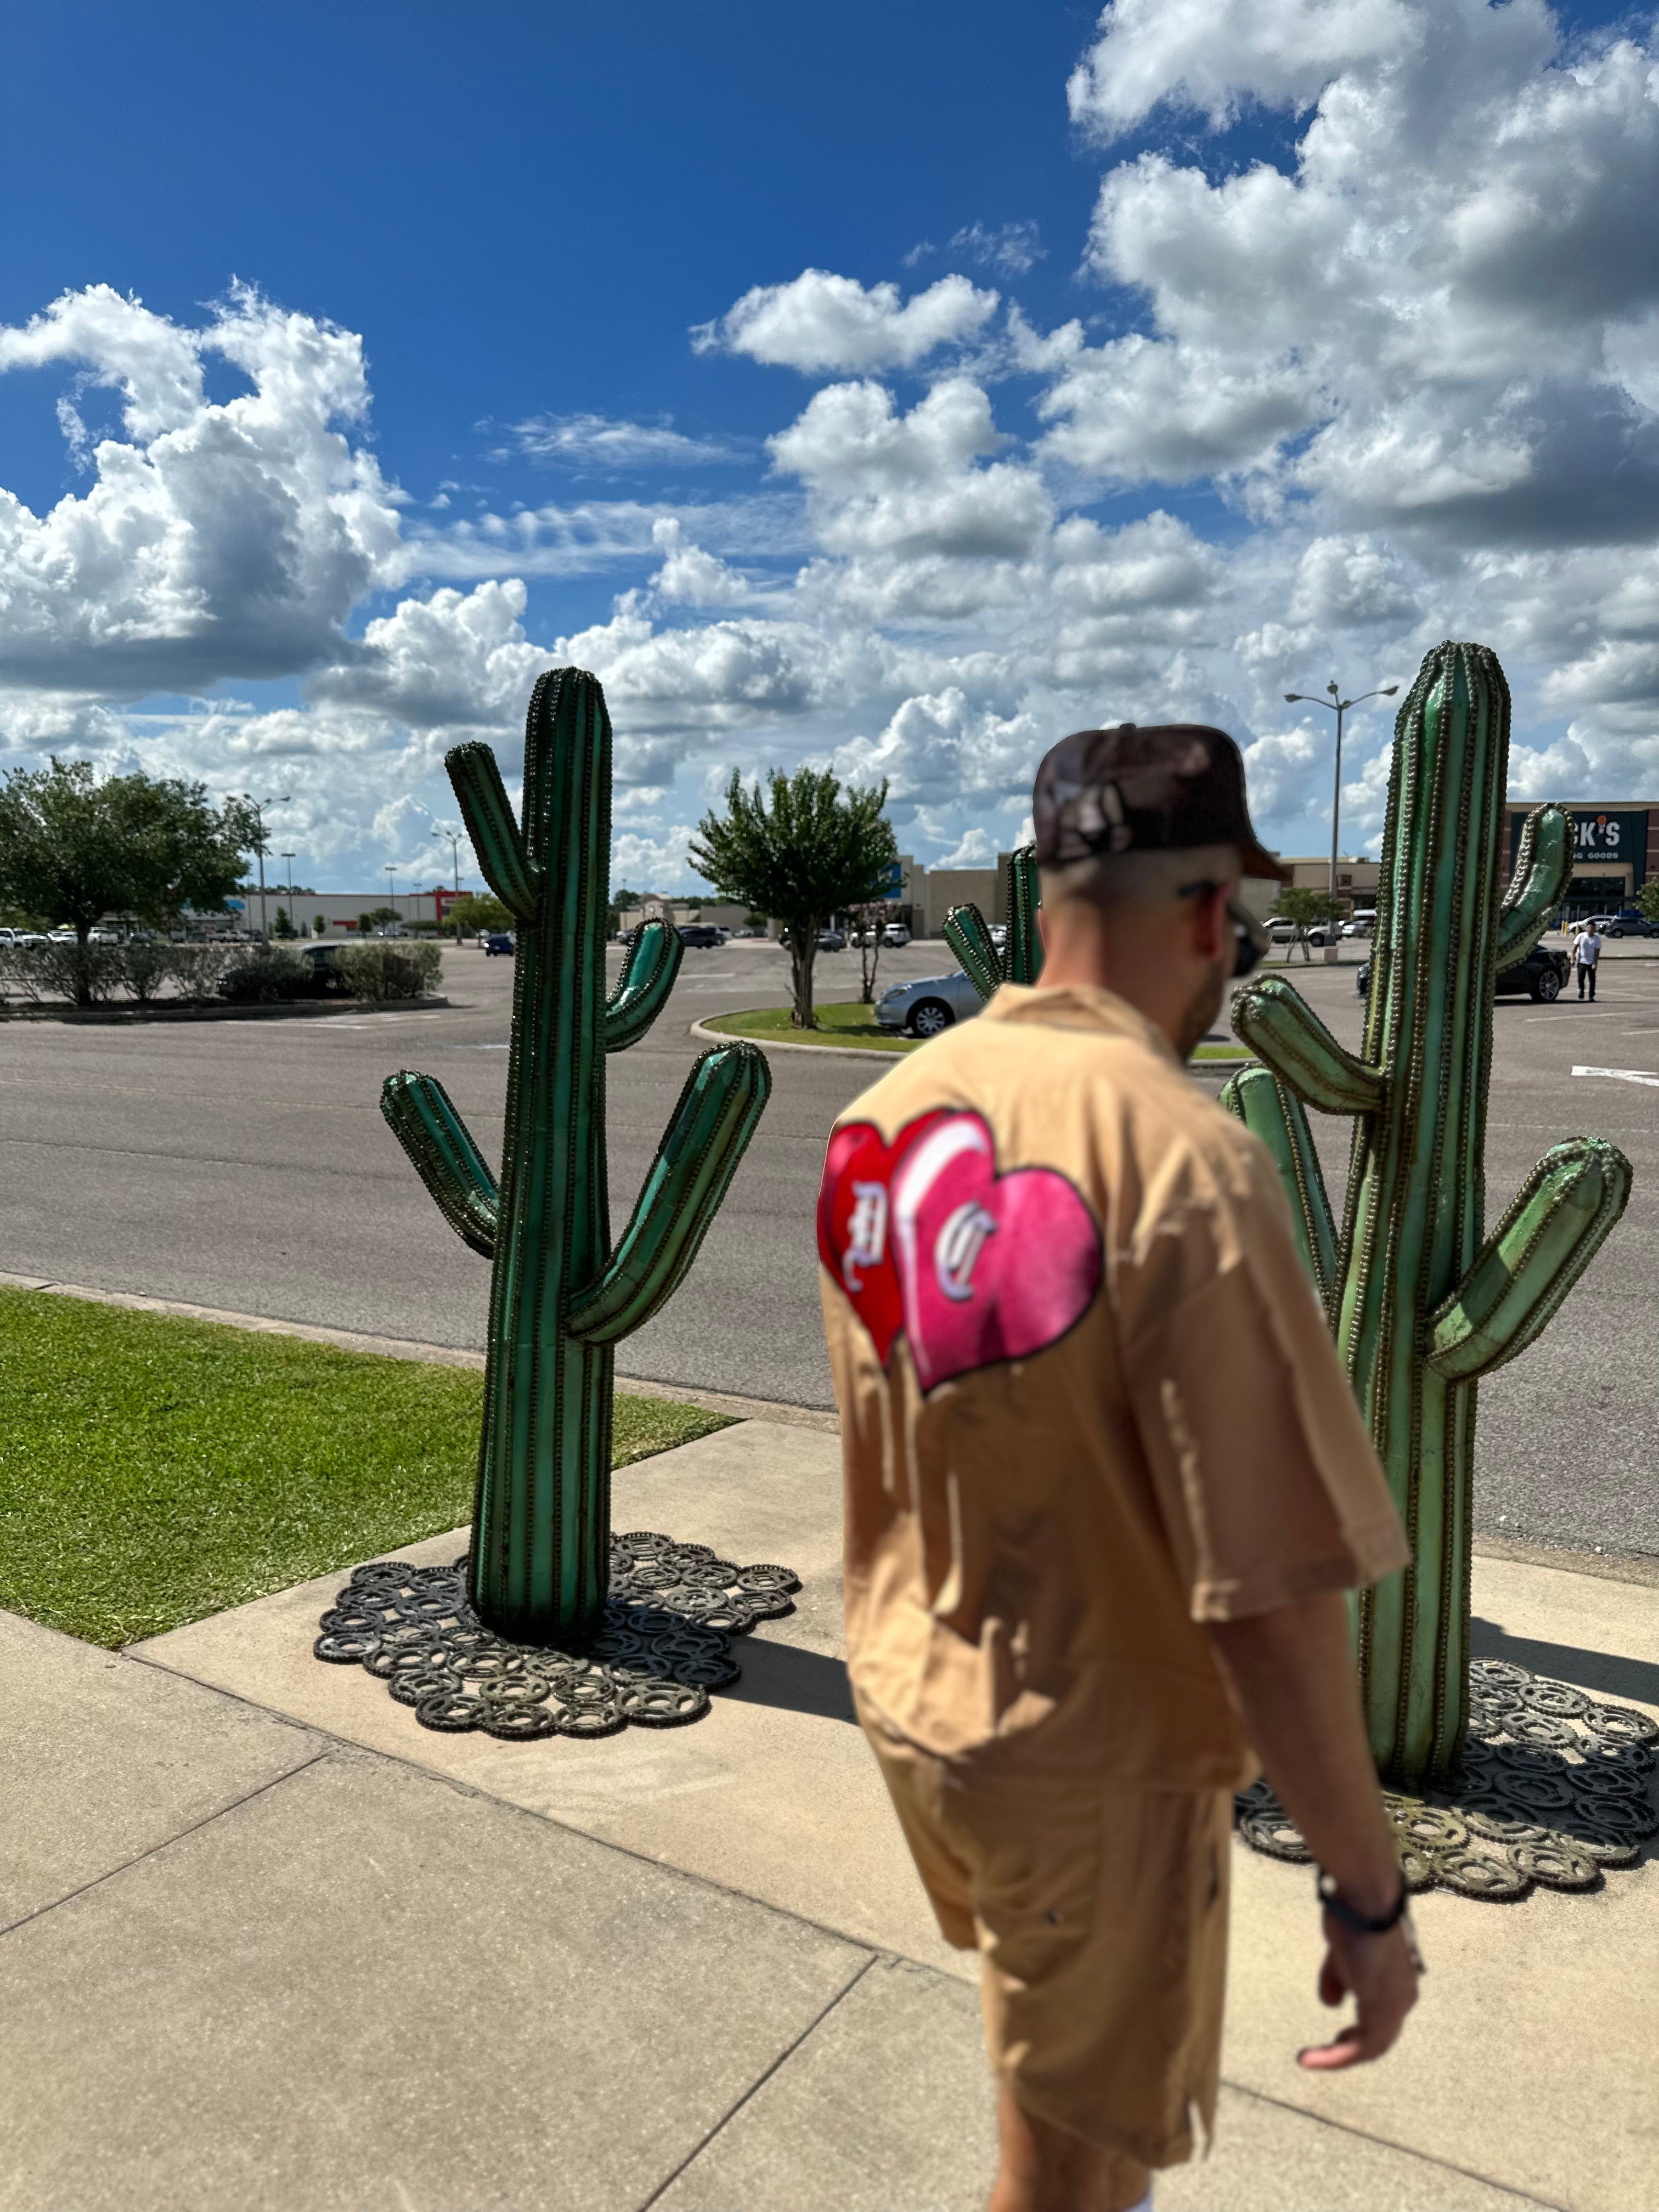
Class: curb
689,1016,909,1061
0,995,450,1026
0,1272,840,1434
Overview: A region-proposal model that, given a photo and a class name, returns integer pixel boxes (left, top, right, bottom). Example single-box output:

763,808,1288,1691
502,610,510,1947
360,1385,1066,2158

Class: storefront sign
1511,809,1648,887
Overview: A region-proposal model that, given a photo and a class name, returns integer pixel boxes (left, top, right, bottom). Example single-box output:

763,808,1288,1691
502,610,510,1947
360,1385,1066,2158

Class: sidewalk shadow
1470,1616,1659,1711
720,1635,857,1725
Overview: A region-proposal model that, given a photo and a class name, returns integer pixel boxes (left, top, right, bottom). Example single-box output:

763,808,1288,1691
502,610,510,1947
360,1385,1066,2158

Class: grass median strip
0,1286,727,1647
703,1001,917,1050
703,1001,1254,1064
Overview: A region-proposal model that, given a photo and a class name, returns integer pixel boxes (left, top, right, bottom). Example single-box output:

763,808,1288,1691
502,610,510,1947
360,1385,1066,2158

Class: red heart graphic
820,1110,1102,1389
817,1112,949,1365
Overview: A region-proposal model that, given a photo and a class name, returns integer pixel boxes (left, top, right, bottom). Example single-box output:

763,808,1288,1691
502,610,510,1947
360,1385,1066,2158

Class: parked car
816,928,847,952
1596,910,1659,938
676,924,724,949
881,922,911,948
484,931,515,956
988,923,1008,952
0,927,47,948
874,969,984,1038
1342,910,1377,937
1357,943,1569,1003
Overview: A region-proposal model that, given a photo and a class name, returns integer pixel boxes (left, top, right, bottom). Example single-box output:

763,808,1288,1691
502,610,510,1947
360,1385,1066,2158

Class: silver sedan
873,968,985,1038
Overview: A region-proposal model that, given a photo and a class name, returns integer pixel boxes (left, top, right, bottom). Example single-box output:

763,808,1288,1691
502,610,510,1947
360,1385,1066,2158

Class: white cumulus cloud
692,269,1000,374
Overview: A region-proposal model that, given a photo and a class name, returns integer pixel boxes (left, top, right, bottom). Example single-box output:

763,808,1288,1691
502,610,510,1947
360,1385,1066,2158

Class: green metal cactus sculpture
382,668,771,1646
1223,641,1630,1790
943,844,1043,997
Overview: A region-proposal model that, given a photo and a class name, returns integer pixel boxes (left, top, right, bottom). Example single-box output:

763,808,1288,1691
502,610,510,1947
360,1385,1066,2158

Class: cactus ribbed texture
381,669,771,1646
1223,642,1631,1788
943,845,1043,997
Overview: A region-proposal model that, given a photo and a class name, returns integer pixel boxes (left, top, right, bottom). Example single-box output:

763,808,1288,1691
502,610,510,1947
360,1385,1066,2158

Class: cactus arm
1005,845,1043,985
381,1070,499,1259
1425,1137,1632,1382
446,741,539,919
1494,804,1572,973
944,847,1045,1001
1220,1065,1339,1303
567,1043,772,1345
603,918,683,1053
1231,975,1385,1116
943,904,1004,1001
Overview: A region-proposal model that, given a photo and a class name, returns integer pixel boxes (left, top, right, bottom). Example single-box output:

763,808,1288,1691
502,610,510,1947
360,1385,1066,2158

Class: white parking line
1572,1064,1659,1088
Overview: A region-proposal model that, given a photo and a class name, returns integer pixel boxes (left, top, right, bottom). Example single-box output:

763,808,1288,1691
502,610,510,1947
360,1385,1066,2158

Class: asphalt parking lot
2,932,1655,1563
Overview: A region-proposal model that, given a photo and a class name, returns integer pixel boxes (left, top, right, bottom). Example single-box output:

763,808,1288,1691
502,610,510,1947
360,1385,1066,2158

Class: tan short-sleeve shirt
817,983,1408,1788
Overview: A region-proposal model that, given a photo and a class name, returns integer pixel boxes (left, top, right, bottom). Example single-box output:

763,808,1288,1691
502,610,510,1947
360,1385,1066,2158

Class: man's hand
1205,1592,1424,2071
1298,1917,1420,2069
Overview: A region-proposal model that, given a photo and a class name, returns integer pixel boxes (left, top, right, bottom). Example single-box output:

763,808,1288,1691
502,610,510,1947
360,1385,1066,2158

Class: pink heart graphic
888,1111,1102,1390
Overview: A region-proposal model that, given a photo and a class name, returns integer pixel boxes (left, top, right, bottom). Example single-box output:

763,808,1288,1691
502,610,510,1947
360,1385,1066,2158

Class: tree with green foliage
0,759,256,1005
1635,878,1659,927
1274,885,1346,962
447,891,512,937
272,905,297,939
690,769,895,1026
313,913,328,937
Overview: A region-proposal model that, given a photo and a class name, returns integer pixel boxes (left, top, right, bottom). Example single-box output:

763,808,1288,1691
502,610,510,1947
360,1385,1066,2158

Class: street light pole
280,853,296,938
1283,681,1400,896
236,793,291,940
433,826,464,936
385,864,398,933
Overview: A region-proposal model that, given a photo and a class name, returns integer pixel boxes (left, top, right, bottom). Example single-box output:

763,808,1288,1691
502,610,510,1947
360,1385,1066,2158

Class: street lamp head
1327,681,1339,696
1381,685,1398,696
1284,693,1304,703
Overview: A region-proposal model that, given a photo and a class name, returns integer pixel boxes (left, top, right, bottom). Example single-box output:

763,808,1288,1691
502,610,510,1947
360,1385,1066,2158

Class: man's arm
1205,1590,1421,2071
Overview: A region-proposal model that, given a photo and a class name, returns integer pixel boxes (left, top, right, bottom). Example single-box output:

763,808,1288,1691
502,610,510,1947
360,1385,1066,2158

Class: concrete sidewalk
5,1418,1656,2211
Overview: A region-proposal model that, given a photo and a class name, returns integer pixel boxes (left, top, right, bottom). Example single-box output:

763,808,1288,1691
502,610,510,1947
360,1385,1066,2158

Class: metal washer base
1236,1658,1658,1900
314,1530,800,1740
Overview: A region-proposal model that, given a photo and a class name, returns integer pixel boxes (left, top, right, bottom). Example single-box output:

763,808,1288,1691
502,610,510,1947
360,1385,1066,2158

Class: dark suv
676,924,724,949
1357,943,1569,1003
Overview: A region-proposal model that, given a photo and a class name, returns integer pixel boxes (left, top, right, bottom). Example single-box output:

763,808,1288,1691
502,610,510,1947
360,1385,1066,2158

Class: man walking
819,725,1420,2212
1575,921,1604,1000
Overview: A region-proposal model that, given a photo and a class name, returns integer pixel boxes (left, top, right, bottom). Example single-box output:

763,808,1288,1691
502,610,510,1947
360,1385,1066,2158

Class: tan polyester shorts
862,1707,1231,2167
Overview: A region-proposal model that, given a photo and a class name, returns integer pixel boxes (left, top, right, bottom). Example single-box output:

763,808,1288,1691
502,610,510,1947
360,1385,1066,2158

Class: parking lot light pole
1283,682,1399,896
236,793,291,940
385,865,398,932
433,826,464,936
280,853,296,937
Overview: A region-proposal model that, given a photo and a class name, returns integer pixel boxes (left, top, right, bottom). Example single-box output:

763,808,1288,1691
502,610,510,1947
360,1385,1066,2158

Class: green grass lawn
705,1001,1254,1064
703,1000,916,1051
0,1288,727,1647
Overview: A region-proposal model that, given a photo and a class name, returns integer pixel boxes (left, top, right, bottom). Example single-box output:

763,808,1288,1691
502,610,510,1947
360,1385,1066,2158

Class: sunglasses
1177,881,1269,979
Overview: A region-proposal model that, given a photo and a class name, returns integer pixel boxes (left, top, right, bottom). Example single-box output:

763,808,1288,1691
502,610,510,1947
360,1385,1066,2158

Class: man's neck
1035,933,1190,1054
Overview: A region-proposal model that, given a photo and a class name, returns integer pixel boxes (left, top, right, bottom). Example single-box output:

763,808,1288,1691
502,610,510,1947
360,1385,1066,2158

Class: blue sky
2,0,1656,893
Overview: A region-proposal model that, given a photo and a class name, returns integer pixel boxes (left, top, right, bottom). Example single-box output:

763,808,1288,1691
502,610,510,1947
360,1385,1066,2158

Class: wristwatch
1314,1870,1408,1932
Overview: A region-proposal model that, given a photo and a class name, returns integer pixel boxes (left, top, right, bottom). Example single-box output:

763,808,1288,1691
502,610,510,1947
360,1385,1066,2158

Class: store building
1504,804,1659,921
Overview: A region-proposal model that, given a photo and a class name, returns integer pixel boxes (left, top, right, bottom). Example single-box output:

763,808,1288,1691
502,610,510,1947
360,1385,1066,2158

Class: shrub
217,947,316,1004
117,940,176,1005
332,940,442,1000
165,944,235,1000
0,939,125,1005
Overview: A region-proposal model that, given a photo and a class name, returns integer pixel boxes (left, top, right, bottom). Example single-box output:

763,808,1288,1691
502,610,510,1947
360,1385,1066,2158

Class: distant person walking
819,724,1420,2212
1575,923,1604,1000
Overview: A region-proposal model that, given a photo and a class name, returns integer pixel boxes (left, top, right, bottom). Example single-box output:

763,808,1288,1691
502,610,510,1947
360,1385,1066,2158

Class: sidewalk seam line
1216,2080,1570,2209
634,1954,879,2211
122,1649,938,1968
0,1750,329,1944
